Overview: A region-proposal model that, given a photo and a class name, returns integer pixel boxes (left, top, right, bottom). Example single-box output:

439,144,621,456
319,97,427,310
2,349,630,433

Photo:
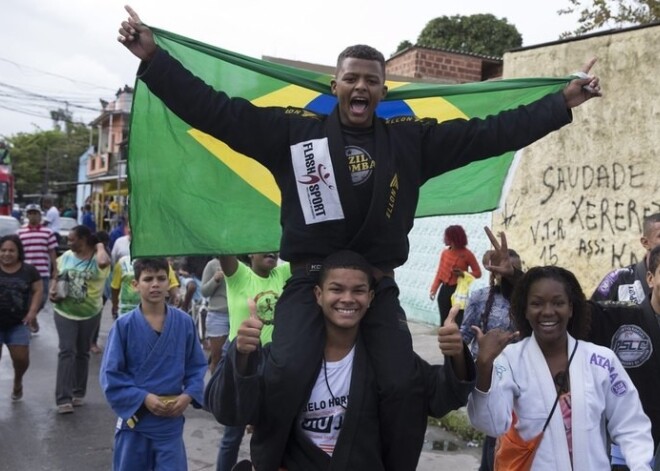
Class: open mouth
350,97,369,114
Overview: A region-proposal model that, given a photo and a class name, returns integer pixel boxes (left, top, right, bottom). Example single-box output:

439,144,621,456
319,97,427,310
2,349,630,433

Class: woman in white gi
467,265,654,470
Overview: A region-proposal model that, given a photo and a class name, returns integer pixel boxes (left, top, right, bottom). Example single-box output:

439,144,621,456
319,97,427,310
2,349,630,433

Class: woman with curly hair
468,265,653,470
429,225,481,326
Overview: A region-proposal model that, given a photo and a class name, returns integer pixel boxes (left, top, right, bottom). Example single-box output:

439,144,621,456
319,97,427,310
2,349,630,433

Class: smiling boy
100,258,207,471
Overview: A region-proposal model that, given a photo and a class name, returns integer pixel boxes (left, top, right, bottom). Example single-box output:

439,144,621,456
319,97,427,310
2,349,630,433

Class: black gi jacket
139,48,572,270
588,299,660,448
205,336,475,471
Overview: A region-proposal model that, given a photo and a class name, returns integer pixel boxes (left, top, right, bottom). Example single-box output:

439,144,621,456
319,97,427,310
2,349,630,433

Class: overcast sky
0,0,586,138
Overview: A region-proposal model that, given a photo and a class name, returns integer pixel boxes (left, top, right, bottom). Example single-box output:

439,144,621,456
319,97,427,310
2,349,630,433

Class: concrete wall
493,24,660,293
396,213,492,325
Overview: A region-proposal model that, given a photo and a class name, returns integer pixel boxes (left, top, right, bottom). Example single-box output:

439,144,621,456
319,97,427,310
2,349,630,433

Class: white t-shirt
44,206,61,233
297,346,354,456
111,235,130,265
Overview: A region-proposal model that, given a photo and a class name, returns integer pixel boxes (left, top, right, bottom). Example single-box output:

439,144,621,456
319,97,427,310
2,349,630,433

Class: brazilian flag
128,27,571,257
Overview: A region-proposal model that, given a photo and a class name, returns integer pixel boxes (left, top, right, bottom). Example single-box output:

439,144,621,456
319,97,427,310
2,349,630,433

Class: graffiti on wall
503,163,658,268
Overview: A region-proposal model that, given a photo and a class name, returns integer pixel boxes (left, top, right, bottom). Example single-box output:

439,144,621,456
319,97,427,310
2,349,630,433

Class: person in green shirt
49,225,110,414
213,252,290,471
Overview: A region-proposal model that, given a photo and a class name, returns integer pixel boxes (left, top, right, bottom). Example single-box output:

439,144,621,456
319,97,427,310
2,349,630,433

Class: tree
559,0,660,37
395,40,414,54
7,123,91,201
415,14,522,57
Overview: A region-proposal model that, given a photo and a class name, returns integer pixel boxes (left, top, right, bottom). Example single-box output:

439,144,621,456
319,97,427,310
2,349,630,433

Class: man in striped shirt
17,204,58,333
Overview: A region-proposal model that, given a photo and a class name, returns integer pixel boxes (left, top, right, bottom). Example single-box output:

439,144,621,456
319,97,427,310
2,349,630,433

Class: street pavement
0,303,480,470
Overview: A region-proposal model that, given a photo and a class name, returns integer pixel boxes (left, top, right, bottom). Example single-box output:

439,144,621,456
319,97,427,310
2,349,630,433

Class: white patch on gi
617,280,646,304
291,138,344,225
611,324,653,368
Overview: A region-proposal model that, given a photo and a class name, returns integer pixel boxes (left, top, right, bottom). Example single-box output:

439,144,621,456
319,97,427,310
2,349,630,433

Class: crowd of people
2,4,658,471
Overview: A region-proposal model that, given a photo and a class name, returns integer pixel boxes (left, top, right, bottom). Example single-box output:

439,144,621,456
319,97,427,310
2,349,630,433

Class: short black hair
0,234,25,262
648,245,660,275
336,45,386,78
71,225,99,247
509,266,591,340
318,250,374,288
643,212,660,236
133,258,170,280
96,230,110,246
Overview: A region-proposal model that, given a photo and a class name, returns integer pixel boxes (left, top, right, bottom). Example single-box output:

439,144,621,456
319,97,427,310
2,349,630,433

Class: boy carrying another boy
100,258,207,471
207,250,474,470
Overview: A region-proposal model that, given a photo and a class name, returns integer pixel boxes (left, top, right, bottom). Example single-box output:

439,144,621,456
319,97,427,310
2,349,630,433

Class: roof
509,20,660,52
387,44,503,63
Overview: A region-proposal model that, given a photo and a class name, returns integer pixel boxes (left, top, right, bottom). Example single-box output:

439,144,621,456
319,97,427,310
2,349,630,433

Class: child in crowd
100,258,207,471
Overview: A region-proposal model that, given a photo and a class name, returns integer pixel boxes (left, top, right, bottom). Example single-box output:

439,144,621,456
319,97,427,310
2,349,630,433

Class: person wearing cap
17,204,58,333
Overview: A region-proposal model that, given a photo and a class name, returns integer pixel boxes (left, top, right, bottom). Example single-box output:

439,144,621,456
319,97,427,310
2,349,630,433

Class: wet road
0,304,116,470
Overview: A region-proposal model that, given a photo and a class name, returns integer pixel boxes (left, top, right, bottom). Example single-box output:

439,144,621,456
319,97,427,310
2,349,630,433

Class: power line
0,56,117,92
0,103,51,120
0,82,102,112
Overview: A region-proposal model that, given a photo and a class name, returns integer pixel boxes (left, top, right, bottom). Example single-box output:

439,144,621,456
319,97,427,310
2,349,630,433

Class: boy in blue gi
100,258,207,471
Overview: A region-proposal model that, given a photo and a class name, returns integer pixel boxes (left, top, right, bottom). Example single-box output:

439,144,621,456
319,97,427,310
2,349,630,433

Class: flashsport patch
291,138,344,225
611,324,653,368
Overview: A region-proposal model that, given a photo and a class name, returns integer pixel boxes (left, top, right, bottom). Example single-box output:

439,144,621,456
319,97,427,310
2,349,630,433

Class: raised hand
236,297,263,355
483,227,514,278
472,326,519,367
118,5,157,61
438,306,464,358
562,58,602,108
472,325,518,392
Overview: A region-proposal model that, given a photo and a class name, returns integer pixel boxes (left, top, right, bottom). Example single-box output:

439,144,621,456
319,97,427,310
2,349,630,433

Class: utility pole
42,142,50,196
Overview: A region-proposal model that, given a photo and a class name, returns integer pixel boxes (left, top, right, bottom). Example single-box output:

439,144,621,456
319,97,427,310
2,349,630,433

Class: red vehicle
0,166,14,216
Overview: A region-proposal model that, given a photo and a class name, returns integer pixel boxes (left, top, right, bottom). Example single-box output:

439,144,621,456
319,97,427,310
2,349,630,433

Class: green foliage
559,0,660,37
395,40,414,54
7,123,92,199
428,409,485,442
416,14,522,57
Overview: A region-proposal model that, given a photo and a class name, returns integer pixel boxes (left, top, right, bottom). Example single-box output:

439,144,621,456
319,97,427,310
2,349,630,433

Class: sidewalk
182,320,481,470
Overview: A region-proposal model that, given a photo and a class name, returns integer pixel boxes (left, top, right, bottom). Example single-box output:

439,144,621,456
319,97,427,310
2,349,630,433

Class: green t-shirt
111,255,140,315
54,250,110,320
226,262,291,344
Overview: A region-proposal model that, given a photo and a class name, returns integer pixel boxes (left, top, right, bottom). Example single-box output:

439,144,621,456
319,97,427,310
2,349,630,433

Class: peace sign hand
483,227,514,278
